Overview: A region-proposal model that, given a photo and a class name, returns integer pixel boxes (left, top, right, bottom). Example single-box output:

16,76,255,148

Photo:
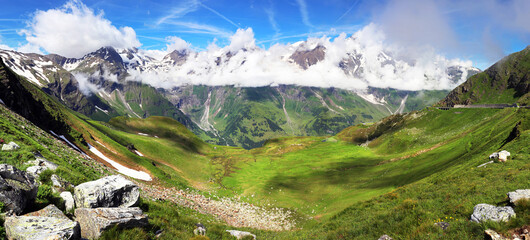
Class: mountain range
0,39,480,148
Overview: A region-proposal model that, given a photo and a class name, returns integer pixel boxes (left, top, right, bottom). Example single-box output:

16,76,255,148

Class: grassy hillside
441,46,530,106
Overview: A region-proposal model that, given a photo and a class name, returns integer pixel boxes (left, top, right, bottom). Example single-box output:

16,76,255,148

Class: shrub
39,169,54,185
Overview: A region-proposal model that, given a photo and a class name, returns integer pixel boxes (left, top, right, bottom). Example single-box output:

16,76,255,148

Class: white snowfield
87,143,152,181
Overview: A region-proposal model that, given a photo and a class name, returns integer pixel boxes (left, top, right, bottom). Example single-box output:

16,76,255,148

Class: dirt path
135,181,296,231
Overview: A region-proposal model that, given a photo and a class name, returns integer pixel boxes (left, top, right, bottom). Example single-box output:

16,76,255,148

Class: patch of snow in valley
87,143,152,181
355,92,386,105
137,133,149,136
50,131,83,152
135,150,144,157
394,95,408,114
95,106,108,114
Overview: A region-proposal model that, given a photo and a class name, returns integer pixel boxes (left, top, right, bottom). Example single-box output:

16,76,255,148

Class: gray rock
0,164,38,214
51,174,63,187
75,207,148,239
2,142,20,151
5,216,80,240
61,192,75,212
25,156,60,178
489,150,511,162
226,230,256,240
74,175,139,208
470,204,516,223
507,189,530,205
5,205,80,240
434,222,450,230
484,229,508,240
26,166,47,177
378,235,393,240
23,204,69,219
51,174,74,190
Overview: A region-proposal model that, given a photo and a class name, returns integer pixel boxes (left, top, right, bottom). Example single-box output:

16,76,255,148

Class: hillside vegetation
441,46,530,106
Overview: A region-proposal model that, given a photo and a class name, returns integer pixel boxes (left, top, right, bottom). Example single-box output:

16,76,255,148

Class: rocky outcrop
289,45,326,70
489,150,511,162
226,230,256,240
25,157,58,177
24,204,69,219
5,205,80,240
74,175,140,208
75,207,148,239
378,235,394,240
470,204,516,223
0,164,38,214
484,229,508,240
507,189,530,205
61,191,75,212
1,141,20,151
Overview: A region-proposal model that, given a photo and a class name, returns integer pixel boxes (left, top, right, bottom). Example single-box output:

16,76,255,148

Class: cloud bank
21,0,140,58
126,26,473,91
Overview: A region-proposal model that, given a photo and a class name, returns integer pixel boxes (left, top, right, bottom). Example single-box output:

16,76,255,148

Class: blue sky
0,0,529,69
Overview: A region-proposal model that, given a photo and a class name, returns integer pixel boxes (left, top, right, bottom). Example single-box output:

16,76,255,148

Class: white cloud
197,2,240,28
295,0,312,28
125,25,473,91
156,0,200,25
264,4,280,37
21,0,140,58
72,72,101,96
166,36,191,52
375,0,458,53
164,21,232,38
16,43,43,54
227,28,256,52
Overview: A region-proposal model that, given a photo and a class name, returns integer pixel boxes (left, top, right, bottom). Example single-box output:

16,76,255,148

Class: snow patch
87,143,152,181
355,92,386,105
134,150,144,157
50,131,83,152
95,106,108,114
137,133,149,136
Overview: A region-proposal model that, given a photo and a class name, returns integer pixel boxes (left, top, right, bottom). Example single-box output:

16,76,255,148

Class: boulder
25,166,47,177
25,157,59,178
498,150,511,162
61,191,75,212
5,205,80,240
489,150,511,162
75,207,148,239
24,204,68,219
484,229,508,240
378,235,393,240
2,142,20,151
26,157,58,171
0,164,38,214
470,204,516,223
51,174,74,191
74,175,139,208
507,189,530,205
226,230,256,240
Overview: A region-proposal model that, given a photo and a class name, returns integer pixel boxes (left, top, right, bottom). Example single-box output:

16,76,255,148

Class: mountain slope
164,85,450,148
441,46,530,106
